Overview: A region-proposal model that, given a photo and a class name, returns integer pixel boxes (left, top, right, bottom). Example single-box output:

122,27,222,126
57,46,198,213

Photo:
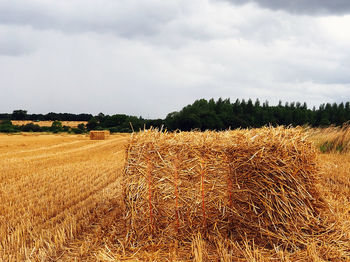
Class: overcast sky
1,0,350,118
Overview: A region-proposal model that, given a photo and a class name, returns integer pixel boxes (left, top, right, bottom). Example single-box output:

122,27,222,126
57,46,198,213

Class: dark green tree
77,123,86,132
12,110,27,120
50,121,63,133
86,117,99,130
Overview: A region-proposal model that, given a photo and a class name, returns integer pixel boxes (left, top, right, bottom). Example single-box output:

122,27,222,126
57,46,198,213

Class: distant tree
345,102,350,111
145,119,164,129
86,117,99,130
165,112,180,131
96,113,105,123
302,102,307,110
178,113,201,131
71,127,83,134
319,114,331,126
21,123,41,132
0,113,10,120
102,115,127,128
50,121,63,133
255,99,261,108
246,99,254,114
0,120,18,133
2,98,350,132
263,100,269,108
12,110,27,120
77,123,85,132
77,113,93,121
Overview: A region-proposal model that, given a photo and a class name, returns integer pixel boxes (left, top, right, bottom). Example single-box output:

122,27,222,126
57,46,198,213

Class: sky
0,0,350,118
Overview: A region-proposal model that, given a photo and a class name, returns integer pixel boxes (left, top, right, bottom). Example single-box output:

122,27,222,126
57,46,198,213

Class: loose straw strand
147,158,154,233
200,155,207,227
173,157,180,233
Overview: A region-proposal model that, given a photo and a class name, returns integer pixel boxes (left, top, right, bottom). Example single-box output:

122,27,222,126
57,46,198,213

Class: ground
11,120,88,128
0,132,350,261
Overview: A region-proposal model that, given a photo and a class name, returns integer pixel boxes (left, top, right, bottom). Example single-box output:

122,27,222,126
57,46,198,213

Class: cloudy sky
1,0,350,118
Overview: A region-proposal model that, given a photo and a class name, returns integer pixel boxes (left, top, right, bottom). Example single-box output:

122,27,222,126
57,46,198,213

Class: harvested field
1,129,350,261
0,133,128,261
11,120,88,128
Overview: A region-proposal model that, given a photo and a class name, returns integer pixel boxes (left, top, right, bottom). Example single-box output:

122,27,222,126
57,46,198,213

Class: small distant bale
123,127,325,248
89,130,110,140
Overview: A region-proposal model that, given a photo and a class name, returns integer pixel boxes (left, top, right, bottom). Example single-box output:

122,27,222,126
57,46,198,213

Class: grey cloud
1,1,350,117
273,57,350,85
220,0,350,15
0,0,235,48
0,1,182,38
0,27,36,56
0,41,29,56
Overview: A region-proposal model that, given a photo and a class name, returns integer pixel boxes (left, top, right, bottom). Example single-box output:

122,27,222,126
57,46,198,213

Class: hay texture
90,130,110,140
123,127,325,248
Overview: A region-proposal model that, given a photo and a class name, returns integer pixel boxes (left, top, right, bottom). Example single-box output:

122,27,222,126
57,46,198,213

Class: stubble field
0,133,128,261
1,130,350,261
11,121,88,128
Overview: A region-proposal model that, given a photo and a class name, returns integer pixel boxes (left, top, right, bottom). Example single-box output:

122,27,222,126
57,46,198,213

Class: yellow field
0,133,128,261
1,131,350,261
11,120,88,127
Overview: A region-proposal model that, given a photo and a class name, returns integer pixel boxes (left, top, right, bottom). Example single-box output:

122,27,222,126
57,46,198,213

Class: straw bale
90,130,110,140
123,127,325,248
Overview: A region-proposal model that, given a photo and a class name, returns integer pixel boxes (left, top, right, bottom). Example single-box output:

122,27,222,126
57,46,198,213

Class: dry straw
309,123,350,153
123,127,326,249
90,130,110,140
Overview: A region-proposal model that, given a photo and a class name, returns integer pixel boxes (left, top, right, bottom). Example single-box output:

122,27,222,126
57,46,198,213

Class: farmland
11,120,88,128
0,133,128,261
1,130,350,261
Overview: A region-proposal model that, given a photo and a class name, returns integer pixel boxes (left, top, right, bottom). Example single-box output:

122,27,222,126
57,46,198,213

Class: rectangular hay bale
123,127,324,247
90,130,110,140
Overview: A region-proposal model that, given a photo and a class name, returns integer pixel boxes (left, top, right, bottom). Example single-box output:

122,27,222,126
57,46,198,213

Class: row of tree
0,120,87,134
1,98,350,133
0,110,92,121
164,98,350,131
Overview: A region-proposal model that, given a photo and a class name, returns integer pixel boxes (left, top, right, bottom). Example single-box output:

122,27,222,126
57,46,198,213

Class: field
1,129,350,261
0,133,128,261
11,120,88,127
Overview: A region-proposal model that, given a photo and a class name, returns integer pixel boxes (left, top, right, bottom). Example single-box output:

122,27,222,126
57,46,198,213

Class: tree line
1,98,350,133
164,98,350,131
0,110,92,121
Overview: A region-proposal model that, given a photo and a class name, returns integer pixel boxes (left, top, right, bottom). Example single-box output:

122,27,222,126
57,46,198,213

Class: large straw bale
90,130,110,140
123,127,325,248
